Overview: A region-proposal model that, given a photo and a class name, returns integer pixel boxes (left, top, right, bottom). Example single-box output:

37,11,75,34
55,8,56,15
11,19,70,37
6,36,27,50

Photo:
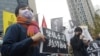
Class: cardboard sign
40,28,68,54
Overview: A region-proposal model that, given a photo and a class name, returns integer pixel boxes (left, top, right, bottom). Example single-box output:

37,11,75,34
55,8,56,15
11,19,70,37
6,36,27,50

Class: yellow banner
3,11,17,34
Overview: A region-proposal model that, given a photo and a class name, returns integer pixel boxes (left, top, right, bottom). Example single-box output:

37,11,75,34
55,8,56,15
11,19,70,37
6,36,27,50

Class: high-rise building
67,0,95,28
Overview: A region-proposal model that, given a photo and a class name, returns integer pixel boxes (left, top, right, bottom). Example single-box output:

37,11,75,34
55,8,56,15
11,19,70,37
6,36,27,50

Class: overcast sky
91,0,100,10
36,0,100,28
91,0,100,6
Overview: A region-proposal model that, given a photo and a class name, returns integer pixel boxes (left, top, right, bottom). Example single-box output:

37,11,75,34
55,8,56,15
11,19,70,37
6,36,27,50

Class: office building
67,0,95,28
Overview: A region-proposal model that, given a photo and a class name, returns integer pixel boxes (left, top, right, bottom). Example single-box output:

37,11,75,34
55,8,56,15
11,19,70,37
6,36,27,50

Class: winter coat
70,35,89,56
1,24,45,56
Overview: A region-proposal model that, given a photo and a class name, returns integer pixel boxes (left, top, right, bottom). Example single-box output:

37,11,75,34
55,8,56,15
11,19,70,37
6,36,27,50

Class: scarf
17,16,39,37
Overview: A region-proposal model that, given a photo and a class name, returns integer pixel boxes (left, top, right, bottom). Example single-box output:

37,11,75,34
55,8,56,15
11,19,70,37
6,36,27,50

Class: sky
91,0,100,9
36,0,71,29
36,0,100,29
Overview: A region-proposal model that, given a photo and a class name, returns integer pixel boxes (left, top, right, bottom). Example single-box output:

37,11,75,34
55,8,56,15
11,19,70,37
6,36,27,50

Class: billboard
3,11,17,34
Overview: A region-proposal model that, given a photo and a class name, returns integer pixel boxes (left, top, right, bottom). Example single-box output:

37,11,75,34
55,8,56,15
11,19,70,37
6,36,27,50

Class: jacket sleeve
71,38,84,50
1,25,34,56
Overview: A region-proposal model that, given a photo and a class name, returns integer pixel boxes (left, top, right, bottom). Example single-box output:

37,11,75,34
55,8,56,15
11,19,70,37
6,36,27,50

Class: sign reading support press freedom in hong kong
40,28,68,54
87,41,100,56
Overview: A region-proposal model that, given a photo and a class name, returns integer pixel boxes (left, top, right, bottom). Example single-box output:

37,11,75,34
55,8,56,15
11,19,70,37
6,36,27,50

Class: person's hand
31,32,45,42
80,35,84,40
83,38,90,45
31,32,45,46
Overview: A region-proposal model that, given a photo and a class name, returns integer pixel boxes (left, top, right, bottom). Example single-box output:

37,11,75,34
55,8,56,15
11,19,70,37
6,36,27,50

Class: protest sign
87,41,100,56
40,28,68,54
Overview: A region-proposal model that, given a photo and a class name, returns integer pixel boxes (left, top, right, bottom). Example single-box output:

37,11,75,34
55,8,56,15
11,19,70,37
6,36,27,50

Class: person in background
70,27,88,56
1,4,45,56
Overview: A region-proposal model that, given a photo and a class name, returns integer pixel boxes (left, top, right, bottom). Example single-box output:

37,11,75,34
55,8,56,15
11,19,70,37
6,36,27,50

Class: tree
88,13,100,39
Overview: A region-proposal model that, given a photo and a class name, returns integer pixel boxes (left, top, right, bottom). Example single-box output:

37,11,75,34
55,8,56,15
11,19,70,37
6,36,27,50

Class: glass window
78,8,80,10
79,0,81,2
75,0,77,2
80,11,81,14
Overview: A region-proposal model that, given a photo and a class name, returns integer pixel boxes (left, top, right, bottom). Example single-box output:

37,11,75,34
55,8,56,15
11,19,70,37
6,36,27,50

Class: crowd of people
0,3,100,56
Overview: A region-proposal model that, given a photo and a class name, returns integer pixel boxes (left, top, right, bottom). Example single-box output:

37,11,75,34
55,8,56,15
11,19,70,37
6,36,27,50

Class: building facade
17,0,28,5
67,0,95,28
0,0,18,35
0,0,29,35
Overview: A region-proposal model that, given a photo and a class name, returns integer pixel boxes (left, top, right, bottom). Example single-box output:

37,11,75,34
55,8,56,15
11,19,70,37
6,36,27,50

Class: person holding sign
1,4,45,56
70,27,89,56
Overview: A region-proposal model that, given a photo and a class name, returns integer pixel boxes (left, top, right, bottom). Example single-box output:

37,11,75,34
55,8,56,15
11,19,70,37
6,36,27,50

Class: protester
1,4,45,56
70,27,89,56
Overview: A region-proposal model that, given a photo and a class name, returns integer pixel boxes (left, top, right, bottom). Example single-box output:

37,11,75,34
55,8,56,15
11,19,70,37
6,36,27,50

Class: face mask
19,9,34,19
75,32,82,37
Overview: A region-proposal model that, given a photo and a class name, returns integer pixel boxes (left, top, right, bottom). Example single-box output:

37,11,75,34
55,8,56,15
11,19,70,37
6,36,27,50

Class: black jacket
87,38,100,56
70,35,89,56
1,24,45,56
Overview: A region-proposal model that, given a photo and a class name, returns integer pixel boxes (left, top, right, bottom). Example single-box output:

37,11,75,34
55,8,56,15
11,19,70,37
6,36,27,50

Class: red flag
42,16,47,28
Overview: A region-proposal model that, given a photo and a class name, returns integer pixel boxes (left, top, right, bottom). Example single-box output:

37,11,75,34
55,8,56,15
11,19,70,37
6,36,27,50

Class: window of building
75,0,77,2
80,11,82,14
78,8,80,11
79,0,81,2
80,16,82,19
